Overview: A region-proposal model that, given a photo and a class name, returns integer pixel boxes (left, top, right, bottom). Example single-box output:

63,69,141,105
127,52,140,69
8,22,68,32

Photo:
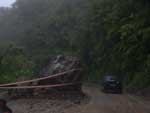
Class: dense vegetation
0,0,150,92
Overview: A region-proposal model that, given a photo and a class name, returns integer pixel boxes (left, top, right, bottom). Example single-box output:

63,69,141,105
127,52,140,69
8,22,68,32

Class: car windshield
104,76,116,81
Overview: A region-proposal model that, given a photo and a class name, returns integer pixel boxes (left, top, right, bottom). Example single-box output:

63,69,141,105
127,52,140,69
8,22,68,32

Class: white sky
0,0,16,7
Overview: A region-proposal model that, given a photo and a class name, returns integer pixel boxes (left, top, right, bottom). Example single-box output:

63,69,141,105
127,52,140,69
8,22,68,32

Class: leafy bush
0,45,34,83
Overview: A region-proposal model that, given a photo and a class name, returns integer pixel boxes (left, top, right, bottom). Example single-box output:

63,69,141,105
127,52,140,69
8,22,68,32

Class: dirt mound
7,55,83,97
8,91,87,113
9,99,78,113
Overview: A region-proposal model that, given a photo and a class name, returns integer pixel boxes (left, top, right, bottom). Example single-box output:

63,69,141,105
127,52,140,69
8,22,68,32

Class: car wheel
117,89,122,94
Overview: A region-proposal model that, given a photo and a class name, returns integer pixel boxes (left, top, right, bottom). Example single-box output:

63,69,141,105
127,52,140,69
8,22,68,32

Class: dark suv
102,75,122,93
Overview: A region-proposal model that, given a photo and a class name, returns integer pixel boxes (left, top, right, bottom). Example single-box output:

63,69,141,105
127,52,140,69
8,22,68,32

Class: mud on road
8,85,150,113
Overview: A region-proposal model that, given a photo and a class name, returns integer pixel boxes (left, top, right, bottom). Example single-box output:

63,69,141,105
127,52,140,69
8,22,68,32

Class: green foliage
0,0,150,92
77,0,150,91
0,45,34,83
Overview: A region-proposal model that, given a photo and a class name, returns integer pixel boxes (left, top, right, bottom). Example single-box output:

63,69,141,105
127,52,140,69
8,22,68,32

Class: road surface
9,84,150,113
64,85,150,113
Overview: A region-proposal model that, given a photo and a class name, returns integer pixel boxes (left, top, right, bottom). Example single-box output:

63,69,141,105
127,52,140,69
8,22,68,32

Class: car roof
103,75,116,81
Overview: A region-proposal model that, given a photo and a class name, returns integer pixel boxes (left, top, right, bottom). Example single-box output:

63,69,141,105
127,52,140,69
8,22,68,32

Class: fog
0,0,16,7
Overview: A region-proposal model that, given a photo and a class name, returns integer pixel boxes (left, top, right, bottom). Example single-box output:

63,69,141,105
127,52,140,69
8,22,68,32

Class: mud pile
40,55,81,76
8,55,83,97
